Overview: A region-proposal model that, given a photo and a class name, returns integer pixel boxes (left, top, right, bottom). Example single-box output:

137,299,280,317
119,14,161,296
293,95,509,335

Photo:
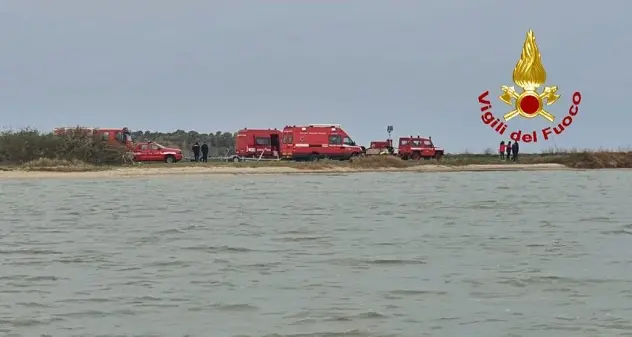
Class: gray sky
1,0,629,152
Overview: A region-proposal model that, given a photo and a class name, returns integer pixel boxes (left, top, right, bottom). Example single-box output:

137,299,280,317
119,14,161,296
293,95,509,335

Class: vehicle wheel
435,154,443,161
233,156,241,162
411,152,421,160
350,152,360,161
165,155,175,163
309,154,320,161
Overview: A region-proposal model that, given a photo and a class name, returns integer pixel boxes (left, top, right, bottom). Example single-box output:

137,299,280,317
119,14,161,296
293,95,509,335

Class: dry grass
291,155,411,170
441,151,632,168
5,151,632,172
126,152,632,170
540,146,632,154
20,158,106,172
129,155,410,170
350,155,410,168
535,151,632,169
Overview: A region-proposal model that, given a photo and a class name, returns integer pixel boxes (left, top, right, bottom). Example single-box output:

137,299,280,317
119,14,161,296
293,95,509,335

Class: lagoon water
1,171,632,337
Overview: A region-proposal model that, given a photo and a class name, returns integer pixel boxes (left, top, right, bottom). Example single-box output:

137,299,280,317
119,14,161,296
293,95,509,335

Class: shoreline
0,163,575,180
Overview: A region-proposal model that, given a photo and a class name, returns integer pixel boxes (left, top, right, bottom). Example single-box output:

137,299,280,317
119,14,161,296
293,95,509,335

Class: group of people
191,141,209,162
499,140,519,161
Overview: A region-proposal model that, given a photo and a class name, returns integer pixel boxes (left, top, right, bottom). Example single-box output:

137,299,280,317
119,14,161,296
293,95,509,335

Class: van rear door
254,135,271,157
281,132,294,158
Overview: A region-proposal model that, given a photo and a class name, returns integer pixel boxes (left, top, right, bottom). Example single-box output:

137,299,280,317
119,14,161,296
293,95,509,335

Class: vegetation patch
119,151,632,170
2,128,631,171
0,128,128,168
349,155,410,168
19,158,108,172
539,151,632,169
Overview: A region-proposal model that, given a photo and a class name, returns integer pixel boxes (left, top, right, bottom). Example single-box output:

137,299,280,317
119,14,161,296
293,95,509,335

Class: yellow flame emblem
499,30,560,122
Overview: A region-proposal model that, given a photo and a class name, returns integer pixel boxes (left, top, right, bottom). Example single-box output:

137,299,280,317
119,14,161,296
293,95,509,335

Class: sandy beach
0,163,572,180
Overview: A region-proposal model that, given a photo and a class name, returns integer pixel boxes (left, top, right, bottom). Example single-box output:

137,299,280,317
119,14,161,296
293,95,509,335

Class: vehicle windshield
411,139,432,147
147,143,165,150
343,137,355,145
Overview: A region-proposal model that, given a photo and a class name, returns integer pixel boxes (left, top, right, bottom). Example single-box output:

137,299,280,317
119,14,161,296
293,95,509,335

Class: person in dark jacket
506,141,512,161
192,142,200,162
201,142,209,162
512,141,519,161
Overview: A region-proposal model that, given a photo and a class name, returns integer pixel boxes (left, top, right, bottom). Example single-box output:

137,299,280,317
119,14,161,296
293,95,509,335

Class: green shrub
0,128,128,165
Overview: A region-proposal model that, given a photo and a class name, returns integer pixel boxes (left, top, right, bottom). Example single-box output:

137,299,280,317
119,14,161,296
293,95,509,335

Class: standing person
499,141,506,160
201,142,209,163
506,141,512,161
512,141,519,162
192,142,200,162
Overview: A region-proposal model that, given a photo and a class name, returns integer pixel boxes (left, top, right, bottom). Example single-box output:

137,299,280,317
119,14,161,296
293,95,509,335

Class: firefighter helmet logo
477,30,583,143
499,30,560,122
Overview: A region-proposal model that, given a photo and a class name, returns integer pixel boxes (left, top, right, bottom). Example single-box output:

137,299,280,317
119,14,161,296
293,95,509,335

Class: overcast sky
1,0,629,152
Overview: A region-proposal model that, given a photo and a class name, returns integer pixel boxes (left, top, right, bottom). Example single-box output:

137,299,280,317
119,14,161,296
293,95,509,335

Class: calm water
1,171,632,337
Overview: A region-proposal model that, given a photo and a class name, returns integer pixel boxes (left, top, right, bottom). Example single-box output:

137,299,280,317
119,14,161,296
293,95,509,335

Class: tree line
0,128,237,165
130,130,236,157
0,128,128,165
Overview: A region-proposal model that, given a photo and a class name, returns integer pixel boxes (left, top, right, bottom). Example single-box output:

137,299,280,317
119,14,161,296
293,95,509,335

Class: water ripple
0,171,631,336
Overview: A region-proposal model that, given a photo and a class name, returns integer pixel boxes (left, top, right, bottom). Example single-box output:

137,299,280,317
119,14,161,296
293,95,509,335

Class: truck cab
133,141,183,163
398,136,444,160
281,124,363,161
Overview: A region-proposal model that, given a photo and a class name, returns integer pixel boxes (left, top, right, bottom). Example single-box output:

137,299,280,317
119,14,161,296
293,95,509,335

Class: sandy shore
0,163,572,180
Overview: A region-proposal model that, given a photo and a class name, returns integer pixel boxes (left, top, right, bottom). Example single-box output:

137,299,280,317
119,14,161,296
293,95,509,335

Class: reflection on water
1,171,631,337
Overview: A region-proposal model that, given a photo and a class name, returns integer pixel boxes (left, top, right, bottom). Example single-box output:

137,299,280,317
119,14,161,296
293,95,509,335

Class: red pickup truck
132,142,183,163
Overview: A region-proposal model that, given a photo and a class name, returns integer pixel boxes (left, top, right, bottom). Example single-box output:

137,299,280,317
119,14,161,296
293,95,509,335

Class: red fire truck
397,136,444,160
230,128,282,162
365,125,395,156
53,126,133,148
365,139,395,155
280,124,364,161
132,141,183,163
